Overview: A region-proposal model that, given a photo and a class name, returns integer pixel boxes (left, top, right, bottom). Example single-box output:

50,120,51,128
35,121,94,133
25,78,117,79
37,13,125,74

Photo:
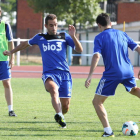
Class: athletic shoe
9,111,17,117
102,132,114,137
54,114,66,128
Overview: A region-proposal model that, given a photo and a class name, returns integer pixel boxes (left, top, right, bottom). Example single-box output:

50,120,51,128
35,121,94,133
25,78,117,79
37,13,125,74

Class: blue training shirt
28,32,75,73
94,28,138,80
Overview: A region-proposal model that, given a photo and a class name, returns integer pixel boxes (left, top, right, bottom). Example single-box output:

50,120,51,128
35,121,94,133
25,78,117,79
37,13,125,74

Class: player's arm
135,45,140,79
3,41,30,56
68,25,83,53
8,41,15,68
135,45,140,54
8,41,14,59
6,22,15,68
85,53,100,88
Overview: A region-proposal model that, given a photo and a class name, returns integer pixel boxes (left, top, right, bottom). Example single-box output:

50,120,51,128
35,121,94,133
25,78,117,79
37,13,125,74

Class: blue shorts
95,76,136,96
0,61,11,81
42,70,72,98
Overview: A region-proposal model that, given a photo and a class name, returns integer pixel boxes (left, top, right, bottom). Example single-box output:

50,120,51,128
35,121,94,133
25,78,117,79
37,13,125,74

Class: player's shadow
1,120,124,138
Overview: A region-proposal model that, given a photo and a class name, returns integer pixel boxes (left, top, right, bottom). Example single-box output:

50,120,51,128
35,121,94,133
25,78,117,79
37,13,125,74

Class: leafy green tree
0,0,17,25
27,0,105,29
27,0,105,65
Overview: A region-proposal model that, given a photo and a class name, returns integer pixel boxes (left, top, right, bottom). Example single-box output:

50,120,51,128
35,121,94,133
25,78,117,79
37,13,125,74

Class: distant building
17,0,43,39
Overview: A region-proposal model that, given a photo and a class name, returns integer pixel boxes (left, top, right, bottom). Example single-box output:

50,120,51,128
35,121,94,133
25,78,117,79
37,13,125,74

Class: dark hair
96,13,110,26
45,14,57,24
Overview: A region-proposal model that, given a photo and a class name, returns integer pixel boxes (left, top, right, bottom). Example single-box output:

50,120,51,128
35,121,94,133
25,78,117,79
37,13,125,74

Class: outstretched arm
68,25,83,53
3,41,30,56
135,46,140,79
85,53,100,88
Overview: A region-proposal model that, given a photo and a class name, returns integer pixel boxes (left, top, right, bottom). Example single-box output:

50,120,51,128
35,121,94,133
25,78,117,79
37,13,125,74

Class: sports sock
8,105,13,111
104,127,112,134
57,112,64,119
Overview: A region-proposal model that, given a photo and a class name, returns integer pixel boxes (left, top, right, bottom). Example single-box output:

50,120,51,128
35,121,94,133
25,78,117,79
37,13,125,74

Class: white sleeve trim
93,52,101,56
28,40,32,46
133,44,139,51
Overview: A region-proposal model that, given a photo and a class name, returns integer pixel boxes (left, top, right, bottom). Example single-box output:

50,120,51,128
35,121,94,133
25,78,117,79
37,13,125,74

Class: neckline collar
104,28,112,31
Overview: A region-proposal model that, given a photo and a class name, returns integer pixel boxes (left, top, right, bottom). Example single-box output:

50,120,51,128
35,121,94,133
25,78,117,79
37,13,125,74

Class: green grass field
0,78,140,140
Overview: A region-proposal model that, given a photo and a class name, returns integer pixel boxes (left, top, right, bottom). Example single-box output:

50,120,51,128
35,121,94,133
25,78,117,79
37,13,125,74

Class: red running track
11,65,140,79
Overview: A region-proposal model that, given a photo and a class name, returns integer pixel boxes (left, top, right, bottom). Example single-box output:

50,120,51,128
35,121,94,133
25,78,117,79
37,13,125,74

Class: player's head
45,14,57,35
96,13,111,31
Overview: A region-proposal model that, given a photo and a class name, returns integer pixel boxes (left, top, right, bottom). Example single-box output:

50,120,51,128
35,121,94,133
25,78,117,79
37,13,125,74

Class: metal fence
13,38,140,67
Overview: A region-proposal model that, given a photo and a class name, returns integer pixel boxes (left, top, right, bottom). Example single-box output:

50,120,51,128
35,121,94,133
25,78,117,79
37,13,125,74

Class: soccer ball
122,121,139,136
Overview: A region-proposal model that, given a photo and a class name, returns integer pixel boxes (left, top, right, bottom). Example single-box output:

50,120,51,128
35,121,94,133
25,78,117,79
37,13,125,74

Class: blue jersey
28,32,75,73
94,28,138,80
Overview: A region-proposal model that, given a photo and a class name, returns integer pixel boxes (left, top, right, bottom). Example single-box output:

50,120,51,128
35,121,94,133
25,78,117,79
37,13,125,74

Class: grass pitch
0,78,139,140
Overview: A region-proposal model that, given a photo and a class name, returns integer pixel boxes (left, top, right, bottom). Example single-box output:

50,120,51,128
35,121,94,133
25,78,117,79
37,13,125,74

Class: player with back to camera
85,13,140,137
0,7,17,116
3,14,83,128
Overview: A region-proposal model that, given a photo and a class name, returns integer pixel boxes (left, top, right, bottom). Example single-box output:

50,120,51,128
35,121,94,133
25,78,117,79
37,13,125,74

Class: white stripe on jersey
133,44,139,51
47,39,66,42
93,52,101,55
5,21,13,41
28,40,32,46
97,79,106,95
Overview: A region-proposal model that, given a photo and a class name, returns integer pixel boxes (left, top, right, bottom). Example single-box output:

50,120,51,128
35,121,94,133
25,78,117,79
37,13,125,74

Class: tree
0,0,17,26
27,0,105,29
27,0,105,65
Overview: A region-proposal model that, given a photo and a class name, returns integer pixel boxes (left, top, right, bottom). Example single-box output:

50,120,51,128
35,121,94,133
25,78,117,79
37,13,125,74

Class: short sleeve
28,34,39,46
65,32,75,49
93,36,102,55
123,32,138,51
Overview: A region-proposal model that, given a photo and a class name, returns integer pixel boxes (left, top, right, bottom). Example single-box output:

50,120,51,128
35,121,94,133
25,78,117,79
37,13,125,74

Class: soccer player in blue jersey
3,14,83,128
0,7,17,116
85,13,140,137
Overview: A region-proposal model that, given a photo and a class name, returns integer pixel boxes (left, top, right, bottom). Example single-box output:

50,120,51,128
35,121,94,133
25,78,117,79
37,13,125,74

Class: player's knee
92,98,97,107
92,97,103,107
47,86,58,95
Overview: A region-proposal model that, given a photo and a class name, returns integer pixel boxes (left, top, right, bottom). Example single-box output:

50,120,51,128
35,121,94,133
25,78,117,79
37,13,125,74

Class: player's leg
1,61,16,116
54,97,70,128
42,73,66,128
93,95,114,137
93,78,118,137
93,94,109,128
122,77,140,98
59,79,72,115
129,87,140,98
45,78,61,113
54,78,72,128
2,79,13,106
45,78,66,128
60,98,71,115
